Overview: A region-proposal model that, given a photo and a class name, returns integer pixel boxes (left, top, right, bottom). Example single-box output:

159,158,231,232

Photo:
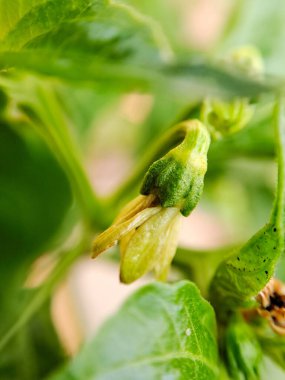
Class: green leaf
0,51,277,100
0,0,45,39
262,357,285,380
0,86,9,113
0,120,72,271
55,83,117,140
224,316,262,380
0,0,277,101
258,334,285,371
0,117,72,361
50,281,219,380
209,98,285,315
0,0,282,103
115,0,194,57
0,75,105,227
0,0,165,64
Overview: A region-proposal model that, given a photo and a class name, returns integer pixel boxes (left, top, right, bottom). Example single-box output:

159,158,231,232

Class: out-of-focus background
1,0,285,378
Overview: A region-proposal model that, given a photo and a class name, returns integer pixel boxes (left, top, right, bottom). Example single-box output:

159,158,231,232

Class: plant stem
26,83,106,229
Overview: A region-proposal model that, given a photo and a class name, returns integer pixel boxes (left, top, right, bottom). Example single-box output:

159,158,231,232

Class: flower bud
225,45,264,77
140,120,210,216
201,46,263,140
201,97,254,140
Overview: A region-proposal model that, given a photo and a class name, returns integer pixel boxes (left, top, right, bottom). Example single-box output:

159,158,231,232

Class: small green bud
140,120,210,216
224,316,262,380
225,45,264,77
201,46,263,140
201,97,254,140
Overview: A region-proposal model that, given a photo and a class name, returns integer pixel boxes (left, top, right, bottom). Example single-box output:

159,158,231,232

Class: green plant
1,1,285,379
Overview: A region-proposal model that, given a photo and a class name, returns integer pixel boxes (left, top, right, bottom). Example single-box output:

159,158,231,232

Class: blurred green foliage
0,0,285,379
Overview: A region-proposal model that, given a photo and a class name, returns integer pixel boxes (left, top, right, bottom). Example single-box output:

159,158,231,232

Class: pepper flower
92,120,210,283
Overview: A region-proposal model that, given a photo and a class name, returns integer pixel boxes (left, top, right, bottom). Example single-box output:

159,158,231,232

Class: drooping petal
120,207,179,283
92,206,161,258
154,211,181,280
115,194,156,224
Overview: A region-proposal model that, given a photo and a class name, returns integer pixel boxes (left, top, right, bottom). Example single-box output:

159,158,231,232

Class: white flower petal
115,194,156,224
154,212,181,280
120,207,179,283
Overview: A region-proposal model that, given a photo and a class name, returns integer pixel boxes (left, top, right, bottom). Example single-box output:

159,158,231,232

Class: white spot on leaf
185,328,191,336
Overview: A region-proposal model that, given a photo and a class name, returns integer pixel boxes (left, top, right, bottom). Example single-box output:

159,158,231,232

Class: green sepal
141,119,210,216
224,315,262,380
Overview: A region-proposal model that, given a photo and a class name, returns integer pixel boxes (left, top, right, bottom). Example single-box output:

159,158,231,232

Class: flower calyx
140,119,210,216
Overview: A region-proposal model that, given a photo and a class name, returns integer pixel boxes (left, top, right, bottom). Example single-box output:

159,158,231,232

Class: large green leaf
0,117,72,339
50,281,218,380
0,0,164,64
0,51,277,100
224,316,262,380
0,1,280,101
258,334,285,371
0,119,72,378
117,0,191,56
0,0,46,39
0,120,72,272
